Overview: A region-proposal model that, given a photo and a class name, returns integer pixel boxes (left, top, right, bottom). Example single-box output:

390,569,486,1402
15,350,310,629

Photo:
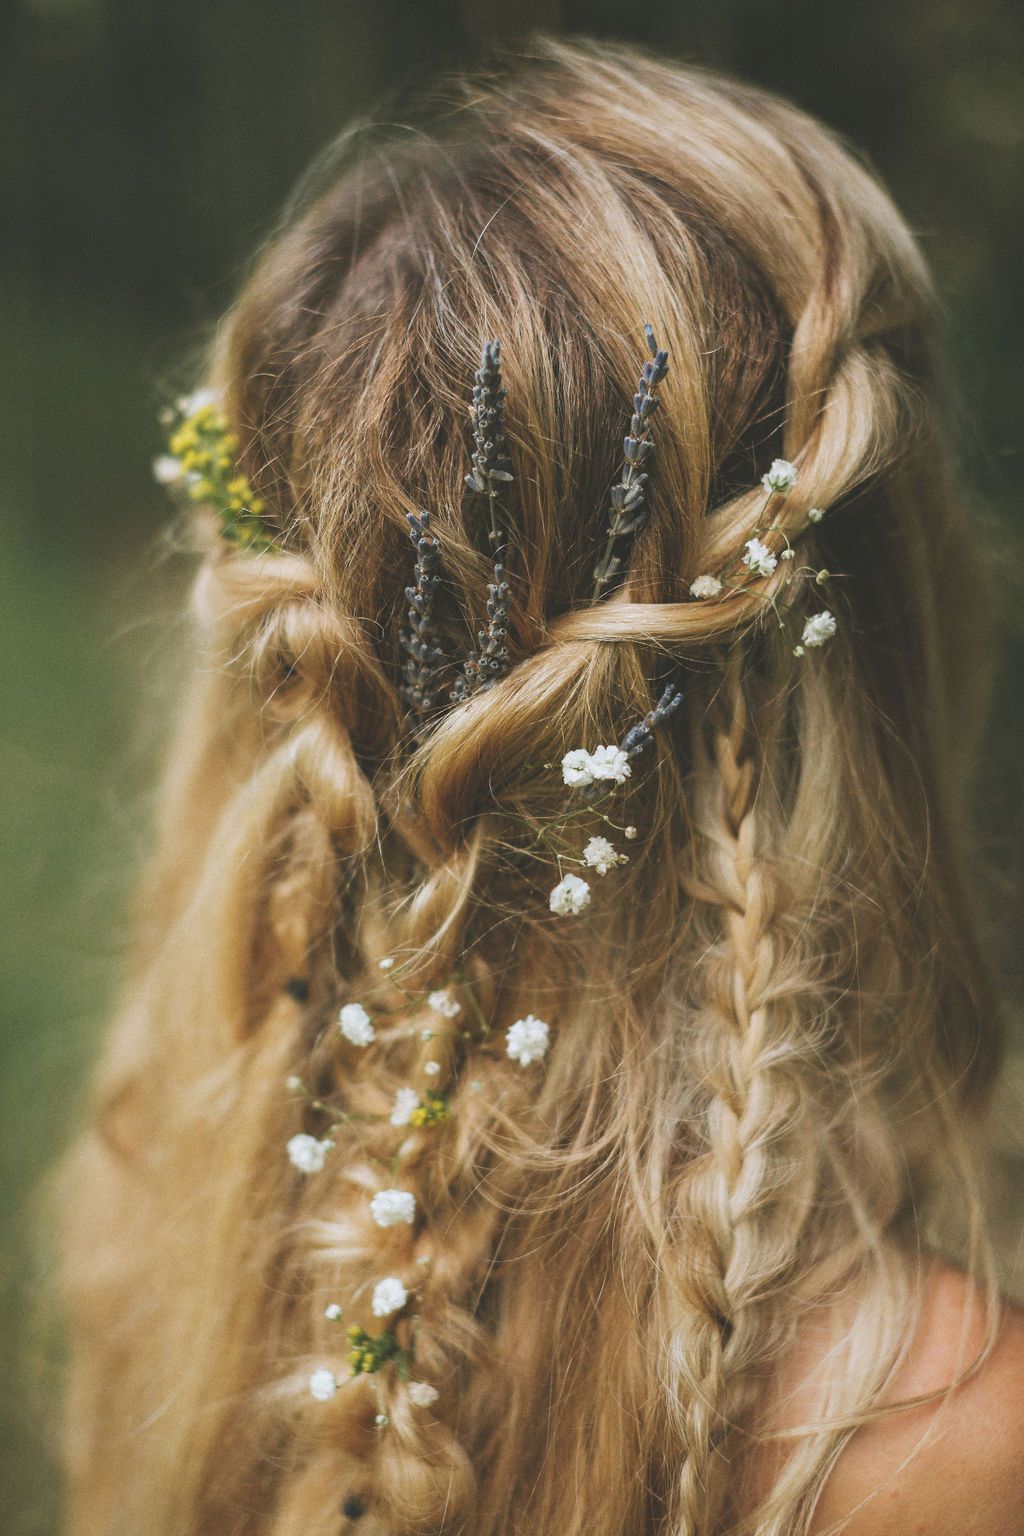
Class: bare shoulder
809,1264,1024,1535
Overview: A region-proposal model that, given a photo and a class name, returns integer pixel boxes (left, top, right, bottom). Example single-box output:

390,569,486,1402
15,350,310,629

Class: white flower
408,1380,439,1408
424,1061,441,1077
287,1134,333,1175
800,611,837,648
582,836,625,875
549,872,591,916
689,573,722,599
588,744,632,784
379,956,395,971
780,548,795,560
807,505,825,522
338,1002,374,1046
390,1086,420,1127
285,1075,304,1093
624,825,638,840
372,1276,409,1317
176,386,220,416
324,1303,343,1322
370,1188,416,1227
506,1014,550,1067
374,1412,389,1428
427,989,461,1018
761,458,798,494
561,748,595,788
309,1368,338,1401
742,537,778,579
152,453,182,486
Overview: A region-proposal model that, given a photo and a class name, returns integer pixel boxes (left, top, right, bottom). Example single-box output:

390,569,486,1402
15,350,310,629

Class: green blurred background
1,1,1021,1529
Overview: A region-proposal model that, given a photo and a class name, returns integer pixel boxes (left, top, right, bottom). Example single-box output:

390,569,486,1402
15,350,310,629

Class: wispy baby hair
60,36,1000,1536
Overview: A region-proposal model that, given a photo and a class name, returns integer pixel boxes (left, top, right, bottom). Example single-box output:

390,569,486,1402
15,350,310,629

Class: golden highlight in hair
57,37,1002,1536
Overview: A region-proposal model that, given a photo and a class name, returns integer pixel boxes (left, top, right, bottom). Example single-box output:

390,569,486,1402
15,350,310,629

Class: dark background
1,2,1021,1530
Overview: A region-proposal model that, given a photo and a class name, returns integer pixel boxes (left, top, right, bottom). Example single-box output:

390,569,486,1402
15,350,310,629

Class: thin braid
671,652,820,1534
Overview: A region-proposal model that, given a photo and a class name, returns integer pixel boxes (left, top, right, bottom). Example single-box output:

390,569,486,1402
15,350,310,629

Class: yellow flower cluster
347,1325,405,1377
408,1092,449,1128
165,401,273,551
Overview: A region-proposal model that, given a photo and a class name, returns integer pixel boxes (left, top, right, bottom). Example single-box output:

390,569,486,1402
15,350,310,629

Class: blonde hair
58,37,1002,1536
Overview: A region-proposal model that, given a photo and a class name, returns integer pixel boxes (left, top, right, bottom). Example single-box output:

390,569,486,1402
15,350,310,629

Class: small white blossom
742,537,778,579
588,744,632,784
424,1061,441,1077
582,836,625,875
549,872,591,916
374,1412,389,1428
761,458,798,494
338,1002,375,1046
379,956,395,971
408,1380,439,1408
427,989,461,1018
390,1086,420,1127
800,611,837,648
370,1188,416,1227
793,644,806,657
624,825,638,840
780,548,795,560
506,1014,551,1067
309,1368,338,1401
421,1027,434,1040
287,1134,333,1175
689,573,722,599
176,386,220,416
152,453,182,486
285,1075,304,1093
324,1303,343,1322
372,1276,409,1317
561,748,595,788
469,1079,483,1093
807,505,825,523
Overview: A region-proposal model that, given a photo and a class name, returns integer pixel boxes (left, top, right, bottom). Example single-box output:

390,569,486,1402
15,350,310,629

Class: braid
670,651,820,1533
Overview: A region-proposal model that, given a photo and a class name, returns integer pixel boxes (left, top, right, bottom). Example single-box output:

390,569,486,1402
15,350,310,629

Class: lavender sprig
592,324,670,602
399,510,446,718
453,340,515,702
619,682,683,760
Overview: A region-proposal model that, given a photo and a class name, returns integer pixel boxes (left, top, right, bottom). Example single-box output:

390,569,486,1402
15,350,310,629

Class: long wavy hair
58,36,1002,1536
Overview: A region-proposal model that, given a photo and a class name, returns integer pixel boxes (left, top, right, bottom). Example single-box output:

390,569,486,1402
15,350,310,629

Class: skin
761,1263,1024,1535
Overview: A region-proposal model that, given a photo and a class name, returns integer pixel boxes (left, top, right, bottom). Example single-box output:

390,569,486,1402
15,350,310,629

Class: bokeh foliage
1,1,1021,1529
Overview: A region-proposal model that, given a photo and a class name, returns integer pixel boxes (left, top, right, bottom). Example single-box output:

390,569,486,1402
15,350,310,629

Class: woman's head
61,37,999,1536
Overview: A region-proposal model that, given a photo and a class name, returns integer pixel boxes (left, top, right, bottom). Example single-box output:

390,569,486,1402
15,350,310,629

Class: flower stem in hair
591,324,670,602
399,510,446,717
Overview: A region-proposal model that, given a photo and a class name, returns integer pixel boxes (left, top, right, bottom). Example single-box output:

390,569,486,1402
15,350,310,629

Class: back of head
59,37,1000,1536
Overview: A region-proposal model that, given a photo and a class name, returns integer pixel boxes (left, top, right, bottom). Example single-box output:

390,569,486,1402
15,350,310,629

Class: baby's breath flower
800,611,837,648
374,1413,389,1428
743,537,778,579
624,825,638,840
588,744,632,784
152,453,182,486
287,1134,333,1175
338,1002,374,1046
427,989,461,1018
378,956,395,971
780,548,795,561
793,644,806,657
561,748,595,788
324,1303,343,1322
582,836,626,875
408,1381,439,1408
370,1188,416,1228
424,1060,441,1077
761,458,798,494
371,1277,409,1317
549,872,591,916
309,1367,339,1401
506,1014,550,1066
285,1075,304,1093
390,1087,420,1127
689,573,722,599
807,505,825,522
